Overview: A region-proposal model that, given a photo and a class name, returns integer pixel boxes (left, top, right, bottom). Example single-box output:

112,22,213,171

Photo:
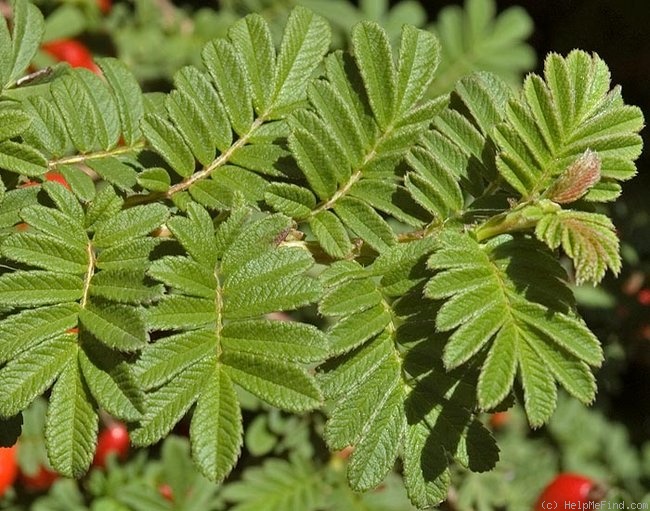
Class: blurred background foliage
1,0,649,509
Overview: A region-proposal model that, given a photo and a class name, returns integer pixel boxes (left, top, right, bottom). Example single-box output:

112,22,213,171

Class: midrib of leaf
308,122,400,218
214,267,224,358
80,242,96,308
469,249,521,353
47,142,146,172
165,113,268,197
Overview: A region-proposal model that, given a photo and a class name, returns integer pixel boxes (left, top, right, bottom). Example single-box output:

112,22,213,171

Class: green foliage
0,0,44,92
0,1,645,509
425,232,600,426
429,0,535,94
0,184,164,477
133,203,324,482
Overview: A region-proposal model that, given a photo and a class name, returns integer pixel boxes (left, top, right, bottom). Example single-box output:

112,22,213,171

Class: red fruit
534,474,600,511
158,484,174,502
44,171,71,190
93,422,130,468
637,288,650,306
20,466,58,492
489,411,510,429
97,0,112,14
41,39,100,74
20,171,71,190
0,446,18,497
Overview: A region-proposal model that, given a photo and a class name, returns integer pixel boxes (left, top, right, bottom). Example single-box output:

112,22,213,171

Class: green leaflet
351,21,396,129
405,147,464,221
425,231,601,425
141,114,196,178
0,192,59,234
222,352,322,413
79,304,147,352
44,182,85,224
0,271,84,307
202,38,253,136
220,213,292,275
319,278,382,316
265,183,316,219
221,320,328,364
0,107,31,142
85,185,123,230
288,126,338,200
45,356,98,478
92,203,168,247
148,256,217,299
166,89,216,166
348,178,429,227
346,373,405,491
0,15,9,89
1,232,88,273
228,14,276,115
89,268,164,304
168,202,219,267
310,210,353,259
395,25,440,117
190,368,242,482
131,357,212,446
75,69,121,151
0,334,76,417
147,295,217,331
334,196,395,252
97,58,144,147
134,330,217,390
86,158,138,190
1,0,44,89
0,303,79,363
224,264,321,319
21,204,87,245
271,7,331,115
58,165,96,201
95,238,160,271
0,140,48,176
78,340,144,421
328,304,392,355
137,167,170,192
51,74,99,153
21,96,70,158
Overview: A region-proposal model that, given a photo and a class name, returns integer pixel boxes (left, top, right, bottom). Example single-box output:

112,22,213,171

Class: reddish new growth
547,149,601,204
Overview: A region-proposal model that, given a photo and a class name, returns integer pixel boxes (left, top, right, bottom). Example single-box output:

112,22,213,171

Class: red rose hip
20,465,58,491
41,39,100,74
93,422,130,468
534,473,601,511
0,446,18,497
